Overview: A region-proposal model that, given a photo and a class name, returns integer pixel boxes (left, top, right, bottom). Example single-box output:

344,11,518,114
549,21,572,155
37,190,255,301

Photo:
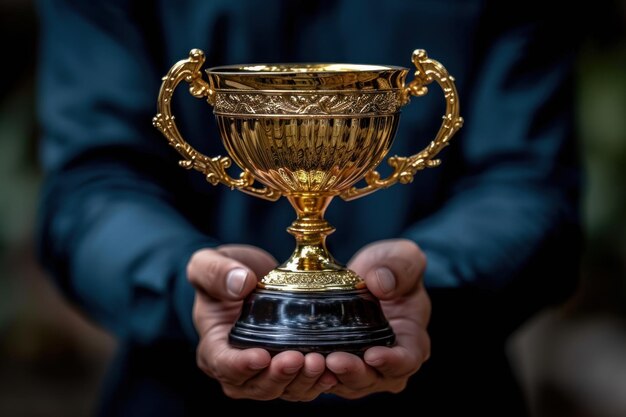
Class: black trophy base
229,288,395,355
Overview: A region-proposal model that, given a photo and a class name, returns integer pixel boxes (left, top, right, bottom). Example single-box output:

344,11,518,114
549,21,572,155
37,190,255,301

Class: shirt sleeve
36,0,213,345
404,4,582,292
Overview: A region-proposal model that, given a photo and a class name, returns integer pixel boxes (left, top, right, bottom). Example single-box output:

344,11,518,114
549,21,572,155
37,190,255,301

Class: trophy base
229,288,395,355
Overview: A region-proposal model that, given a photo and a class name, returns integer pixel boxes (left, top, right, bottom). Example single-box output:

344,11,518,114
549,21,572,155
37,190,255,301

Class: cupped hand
188,244,337,401
326,239,432,399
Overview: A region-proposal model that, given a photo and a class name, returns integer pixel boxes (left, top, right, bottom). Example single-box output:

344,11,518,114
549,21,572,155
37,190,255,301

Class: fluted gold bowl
208,63,405,196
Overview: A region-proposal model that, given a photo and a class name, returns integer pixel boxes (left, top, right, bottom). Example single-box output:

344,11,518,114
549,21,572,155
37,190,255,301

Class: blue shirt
36,0,582,415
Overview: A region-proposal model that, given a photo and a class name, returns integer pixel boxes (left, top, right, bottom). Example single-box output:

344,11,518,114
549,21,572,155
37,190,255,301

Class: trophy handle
340,49,464,201
153,49,281,201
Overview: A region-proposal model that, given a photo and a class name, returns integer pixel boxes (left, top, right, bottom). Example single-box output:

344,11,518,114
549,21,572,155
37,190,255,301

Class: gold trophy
154,49,462,354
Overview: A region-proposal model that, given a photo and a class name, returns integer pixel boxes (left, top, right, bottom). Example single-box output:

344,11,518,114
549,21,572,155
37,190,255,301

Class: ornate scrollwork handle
153,49,281,201
341,49,464,201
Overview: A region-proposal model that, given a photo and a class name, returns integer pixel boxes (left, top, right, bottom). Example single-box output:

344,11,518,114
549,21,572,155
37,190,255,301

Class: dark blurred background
0,1,625,416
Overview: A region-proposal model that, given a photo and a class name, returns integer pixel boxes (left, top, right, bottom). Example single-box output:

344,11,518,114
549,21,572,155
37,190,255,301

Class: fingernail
226,268,248,297
376,267,396,294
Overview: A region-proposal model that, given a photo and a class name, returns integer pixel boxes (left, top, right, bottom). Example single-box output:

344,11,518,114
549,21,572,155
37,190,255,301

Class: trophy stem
285,194,338,271
259,194,364,291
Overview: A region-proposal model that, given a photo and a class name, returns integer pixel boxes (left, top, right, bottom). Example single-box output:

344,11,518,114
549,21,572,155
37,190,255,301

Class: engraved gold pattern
214,91,403,116
260,269,365,291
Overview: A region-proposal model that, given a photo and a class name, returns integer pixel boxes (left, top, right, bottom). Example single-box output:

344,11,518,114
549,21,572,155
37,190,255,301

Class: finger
281,353,336,401
187,248,258,301
224,351,305,400
348,239,426,300
365,289,432,378
326,352,379,391
192,291,243,335
196,333,271,386
363,329,429,380
380,284,432,335
217,244,278,279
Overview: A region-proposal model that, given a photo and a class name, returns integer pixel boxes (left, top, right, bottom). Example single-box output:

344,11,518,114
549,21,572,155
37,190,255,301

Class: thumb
216,244,277,279
186,248,261,301
348,239,426,300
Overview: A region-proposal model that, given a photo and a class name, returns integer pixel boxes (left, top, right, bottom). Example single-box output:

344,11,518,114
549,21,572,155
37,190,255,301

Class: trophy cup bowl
154,49,463,354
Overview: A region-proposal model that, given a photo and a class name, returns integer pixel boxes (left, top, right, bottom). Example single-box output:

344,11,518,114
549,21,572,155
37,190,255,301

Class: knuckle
377,240,425,284
418,329,432,362
388,379,408,394
424,346,432,362
399,244,425,277
397,346,428,376
195,344,226,382
296,393,318,402
340,391,365,400
207,359,230,383
221,385,244,400
187,249,225,288
412,357,424,374
191,299,202,328
195,349,212,377
359,379,378,391
204,257,224,282
280,392,302,402
302,368,324,380
247,381,281,401
397,238,420,254
407,362,421,376
344,378,377,393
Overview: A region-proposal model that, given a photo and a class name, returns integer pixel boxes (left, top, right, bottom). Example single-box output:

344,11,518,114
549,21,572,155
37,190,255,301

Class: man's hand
188,245,338,401
326,239,432,399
